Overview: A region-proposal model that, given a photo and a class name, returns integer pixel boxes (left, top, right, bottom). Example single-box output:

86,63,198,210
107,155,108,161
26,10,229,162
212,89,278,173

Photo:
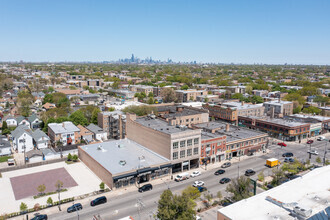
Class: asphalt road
46,140,330,220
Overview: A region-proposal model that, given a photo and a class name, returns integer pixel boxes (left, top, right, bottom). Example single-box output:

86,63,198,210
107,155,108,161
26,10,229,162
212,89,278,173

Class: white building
86,123,107,141
217,166,330,220
11,125,34,153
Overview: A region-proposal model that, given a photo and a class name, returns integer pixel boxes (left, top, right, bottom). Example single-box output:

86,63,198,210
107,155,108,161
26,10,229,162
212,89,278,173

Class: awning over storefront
113,172,137,181
137,167,159,174
160,164,172,169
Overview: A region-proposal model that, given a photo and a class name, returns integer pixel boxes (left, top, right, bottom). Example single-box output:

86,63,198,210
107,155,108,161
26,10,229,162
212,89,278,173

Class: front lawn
0,155,13,163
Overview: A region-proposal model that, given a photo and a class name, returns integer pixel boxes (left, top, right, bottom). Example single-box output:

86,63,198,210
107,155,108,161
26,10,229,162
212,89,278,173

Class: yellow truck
266,158,280,168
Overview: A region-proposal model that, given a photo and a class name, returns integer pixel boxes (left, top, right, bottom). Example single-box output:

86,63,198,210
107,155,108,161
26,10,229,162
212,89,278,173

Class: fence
0,157,67,173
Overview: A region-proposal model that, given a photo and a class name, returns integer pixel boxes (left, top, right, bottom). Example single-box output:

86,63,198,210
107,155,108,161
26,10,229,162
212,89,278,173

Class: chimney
241,101,244,106
226,124,230,132
270,106,275,119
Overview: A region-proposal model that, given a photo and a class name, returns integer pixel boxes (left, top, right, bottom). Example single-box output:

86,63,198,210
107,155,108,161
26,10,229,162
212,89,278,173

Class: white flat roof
218,165,330,220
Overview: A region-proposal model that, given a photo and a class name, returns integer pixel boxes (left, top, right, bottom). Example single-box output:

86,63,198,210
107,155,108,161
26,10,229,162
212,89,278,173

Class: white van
317,136,325,141
174,172,190,181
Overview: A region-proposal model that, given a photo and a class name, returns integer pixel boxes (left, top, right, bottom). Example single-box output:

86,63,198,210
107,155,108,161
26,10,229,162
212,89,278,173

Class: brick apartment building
202,103,238,123
126,113,201,173
98,111,126,140
48,121,81,146
175,89,208,102
263,100,293,118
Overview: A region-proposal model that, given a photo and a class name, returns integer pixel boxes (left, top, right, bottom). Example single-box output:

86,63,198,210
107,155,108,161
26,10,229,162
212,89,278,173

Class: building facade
98,111,126,140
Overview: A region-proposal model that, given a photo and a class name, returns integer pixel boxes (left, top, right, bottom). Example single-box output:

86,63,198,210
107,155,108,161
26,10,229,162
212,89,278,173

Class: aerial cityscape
0,1,330,220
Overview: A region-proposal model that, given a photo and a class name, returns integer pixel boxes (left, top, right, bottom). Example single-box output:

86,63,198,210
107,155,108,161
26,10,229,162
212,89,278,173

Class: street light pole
323,140,328,166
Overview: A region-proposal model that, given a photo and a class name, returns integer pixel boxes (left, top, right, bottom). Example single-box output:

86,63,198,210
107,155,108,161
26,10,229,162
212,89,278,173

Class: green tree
91,108,101,124
271,169,285,186
72,154,78,161
257,171,265,182
67,153,72,161
99,182,105,191
293,106,302,114
231,93,243,100
157,189,176,220
37,184,46,195
316,157,322,164
1,121,8,131
226,176,252,201
182,186,201,200
283,93,305,105
217,191,222,201
147,97,154,104
47,197,53,206
122,105,158,116
148,92,154,97
181,85,189,90
20,202,28,212
251,95,264,104
112,81,120,89
69,110,88,126
302,106,321,115
161,88,177,103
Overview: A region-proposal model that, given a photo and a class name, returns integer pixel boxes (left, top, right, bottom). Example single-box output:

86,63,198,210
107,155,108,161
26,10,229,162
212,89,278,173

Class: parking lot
0,161,102,214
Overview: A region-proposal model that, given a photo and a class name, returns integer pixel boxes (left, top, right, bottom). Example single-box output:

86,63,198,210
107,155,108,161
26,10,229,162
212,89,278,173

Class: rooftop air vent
119,160,126,166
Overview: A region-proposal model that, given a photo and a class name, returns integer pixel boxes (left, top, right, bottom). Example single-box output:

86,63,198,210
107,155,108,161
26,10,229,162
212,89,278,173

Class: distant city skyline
1,0,330,64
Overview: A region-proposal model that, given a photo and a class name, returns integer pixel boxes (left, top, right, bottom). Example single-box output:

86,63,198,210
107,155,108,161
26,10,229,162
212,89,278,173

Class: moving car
277,142,287,147
219,177,231,184
138,184,153,192
31,215,48,220
175,172,190,181
284,157,294,163
282,152,293,157
90,196,107,206
214,169,225,175
307,140,313,144
67,203,82,213
245,169,256,176
192,181,205,187
190,171,201,177
7,158,15,166
197,186,207,192
221,162,231,168
317,136,325,141
307,149,318,155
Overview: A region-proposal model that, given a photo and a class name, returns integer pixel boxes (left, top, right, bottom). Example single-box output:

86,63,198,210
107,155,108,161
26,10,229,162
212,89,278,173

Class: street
41,139,330,220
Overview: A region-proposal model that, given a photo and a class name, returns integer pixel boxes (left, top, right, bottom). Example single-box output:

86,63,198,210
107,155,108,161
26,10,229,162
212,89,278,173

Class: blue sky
1,0,330,64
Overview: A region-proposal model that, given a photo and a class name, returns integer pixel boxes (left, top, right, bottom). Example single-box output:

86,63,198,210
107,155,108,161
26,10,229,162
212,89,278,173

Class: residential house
42,103,56,111
0,135,11,156
5,115,17,127
86,123,107,141
11,125,34,153
77,125,94,144
32,129,50,149
48,122,81,146
98,111,126,140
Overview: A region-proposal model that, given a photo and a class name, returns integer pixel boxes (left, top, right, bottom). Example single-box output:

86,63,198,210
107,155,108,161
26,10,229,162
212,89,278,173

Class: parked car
138,184,153,192
7,158,15,166
67,203,82,213
190,171,201,177
307,140,313,144
282,152,293,157
245,169,256,176
197,186,207,192
219,178,231,184
221,162,231,168
31,215,48,220
90,196,107,206
267,184,274,189
221,201,233,207
284,157,294,163
307,149,318,155
214,169,225,175
277,142,287,147
175,172,190,181
192,181,205,187
317,136,325,141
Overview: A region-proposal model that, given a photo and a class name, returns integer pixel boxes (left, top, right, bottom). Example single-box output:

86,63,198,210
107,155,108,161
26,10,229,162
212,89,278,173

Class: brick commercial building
156,104,209,127
78,139,171,189
238,116,310,141
193,122,269,163
98,111,126,140
221,102,265,118
263,100,293,118
126,114,201,173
